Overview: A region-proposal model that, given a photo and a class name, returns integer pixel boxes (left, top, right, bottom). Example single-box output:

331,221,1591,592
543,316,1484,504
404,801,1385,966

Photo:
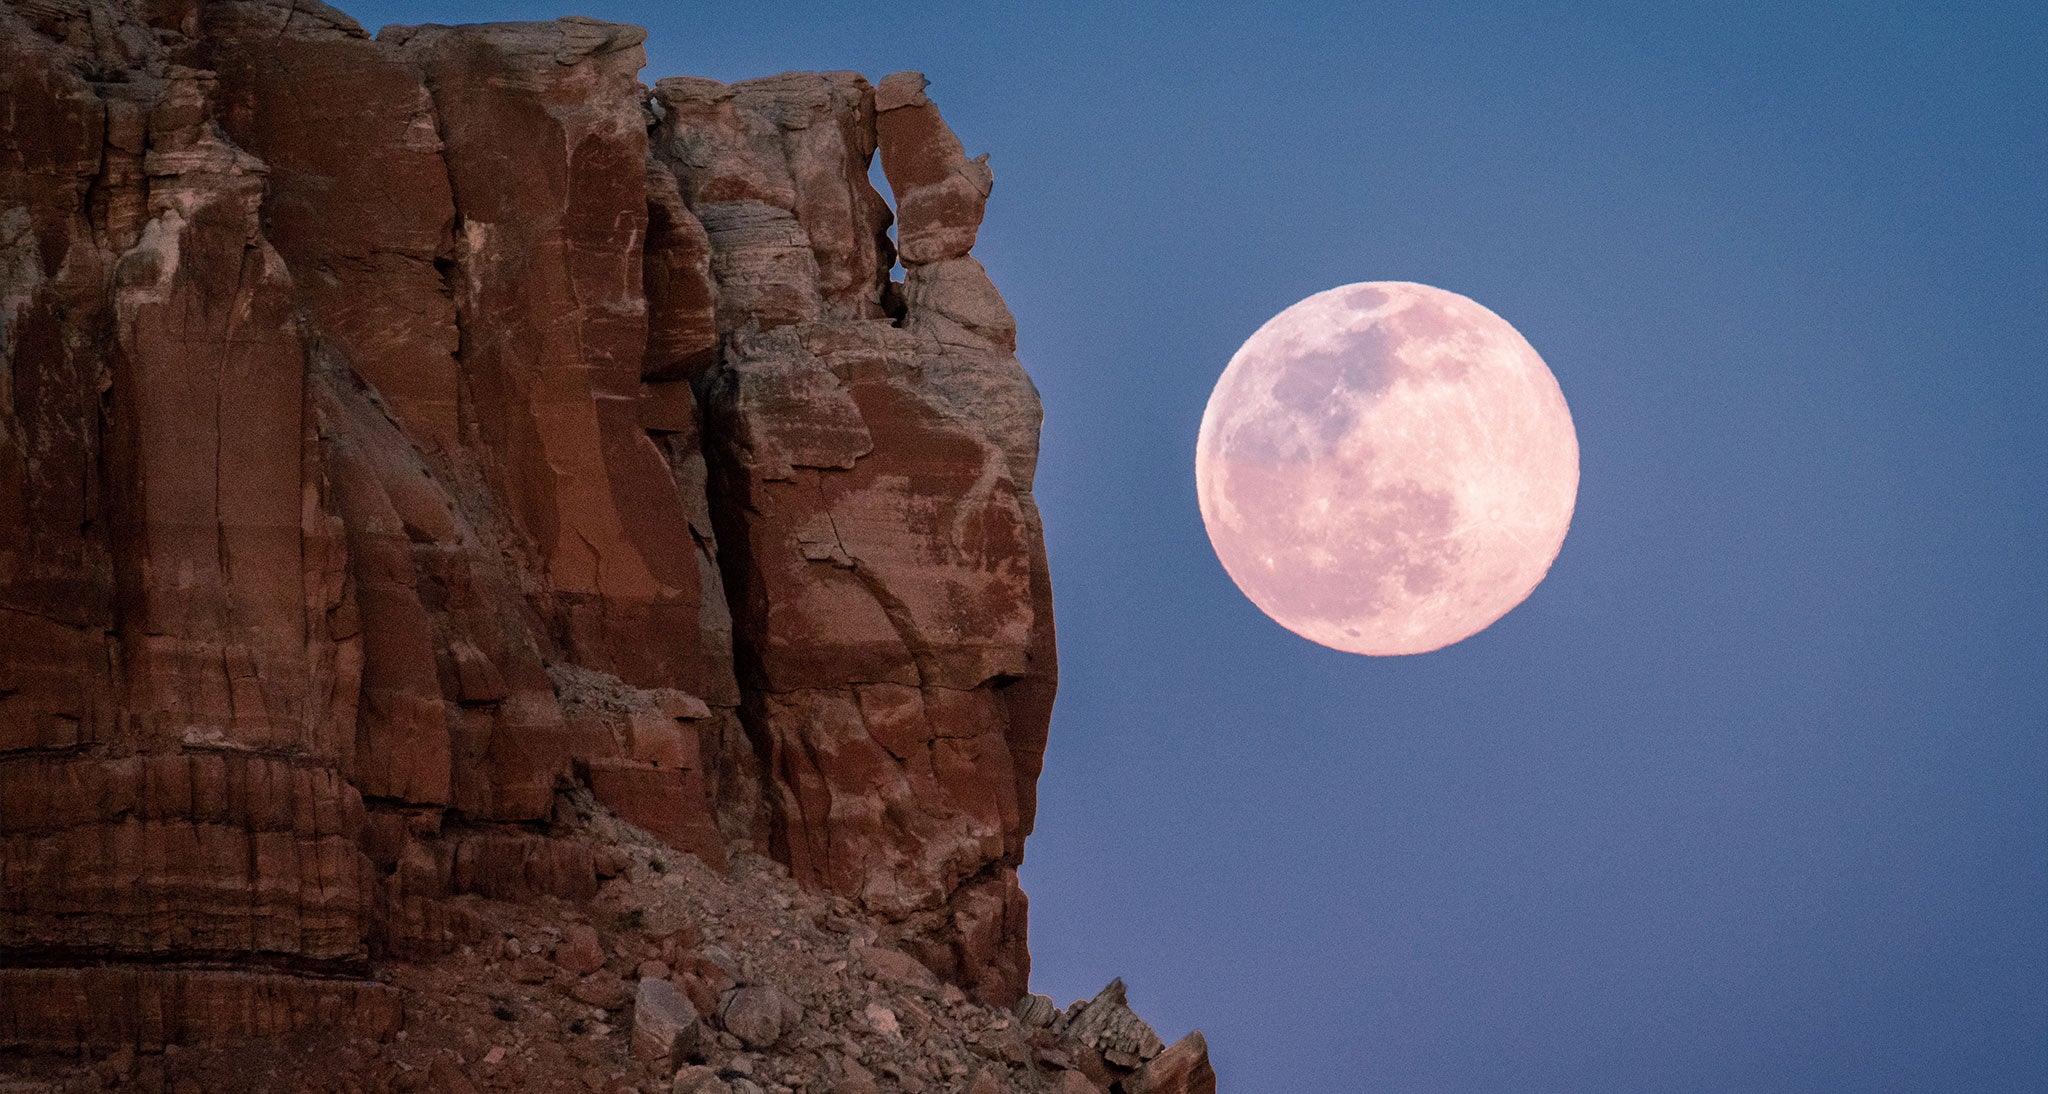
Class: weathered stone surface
671,1065,731,1094
875,71,992,265
382,16,708,696
717,984,801,1049
655,67,1055,1004
1057,979,1168,1073
0,754,369,962
644,157,721,382
1,0,1057,1050
632,976,704,1063
553,923,606,976
0,11,121,762
652,72,893,319
0,968,401,1049
0,5,381,1044
862,1002,901,1038
568,969,630,1009
584,758,727,869
202,0,463,453
1014,992,1059,1029
427,1056,483,1094
1123,1031,1219,1094
858,945,940,991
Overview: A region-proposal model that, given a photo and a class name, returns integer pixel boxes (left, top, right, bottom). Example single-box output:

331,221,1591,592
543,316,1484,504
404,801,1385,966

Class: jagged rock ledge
1,0,1215,1086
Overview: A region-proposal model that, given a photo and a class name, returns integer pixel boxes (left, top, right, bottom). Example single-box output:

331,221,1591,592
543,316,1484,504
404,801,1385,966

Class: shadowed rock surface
3,793,1217,1091
0,0,1201,1069
0,0,1214,1085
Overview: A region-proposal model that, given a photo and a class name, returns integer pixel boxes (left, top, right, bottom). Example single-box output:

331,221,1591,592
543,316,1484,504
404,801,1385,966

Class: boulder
1123,1032,1219,1094
1058,979,1167,1072
717,984,802,1050
554,924,607,976
1015,992,1060,1029
632,977,705,1064
858,945,941,991
568,971,630,1009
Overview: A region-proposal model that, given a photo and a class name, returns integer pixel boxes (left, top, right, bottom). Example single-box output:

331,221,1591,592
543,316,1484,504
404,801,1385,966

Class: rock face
1124,1032,1221,1094
4,805,1212,1091
650,65,1056,1003
0,0,1056,1048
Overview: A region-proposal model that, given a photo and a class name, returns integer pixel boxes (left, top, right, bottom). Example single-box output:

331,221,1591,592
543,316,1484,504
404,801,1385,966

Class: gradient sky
343,2,2047,1089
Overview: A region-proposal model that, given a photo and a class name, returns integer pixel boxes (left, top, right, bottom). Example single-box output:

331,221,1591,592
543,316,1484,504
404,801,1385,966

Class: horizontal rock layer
0,0,1054,1045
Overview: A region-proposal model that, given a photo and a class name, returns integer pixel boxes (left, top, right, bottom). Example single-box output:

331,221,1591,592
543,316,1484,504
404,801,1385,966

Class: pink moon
1195,282,1580,656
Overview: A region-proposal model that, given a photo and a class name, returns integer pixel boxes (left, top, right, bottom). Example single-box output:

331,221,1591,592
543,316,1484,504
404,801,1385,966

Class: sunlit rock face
0,0,1053,1045
653,64,1056,1005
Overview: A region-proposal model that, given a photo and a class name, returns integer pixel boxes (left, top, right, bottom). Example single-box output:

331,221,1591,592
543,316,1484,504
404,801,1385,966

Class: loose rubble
0,796,1214,1092
0,0,1207,1087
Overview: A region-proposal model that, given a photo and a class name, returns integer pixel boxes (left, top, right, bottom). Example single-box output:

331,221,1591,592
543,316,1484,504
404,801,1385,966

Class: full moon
1195,282,1579,656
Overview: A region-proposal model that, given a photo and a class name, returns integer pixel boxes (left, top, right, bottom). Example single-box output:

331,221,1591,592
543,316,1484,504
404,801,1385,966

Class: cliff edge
1,0,1213,1089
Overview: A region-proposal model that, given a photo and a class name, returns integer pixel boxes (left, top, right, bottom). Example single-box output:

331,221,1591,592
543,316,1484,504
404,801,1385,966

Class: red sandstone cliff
0,3,1220,1089
3,0,1057,1037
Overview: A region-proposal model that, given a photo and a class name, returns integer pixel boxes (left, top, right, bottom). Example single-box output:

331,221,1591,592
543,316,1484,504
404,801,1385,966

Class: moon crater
1196,282,1578,655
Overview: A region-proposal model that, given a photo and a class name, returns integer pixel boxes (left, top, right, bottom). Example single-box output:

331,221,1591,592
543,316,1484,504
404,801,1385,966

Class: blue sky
343,2,2047,1088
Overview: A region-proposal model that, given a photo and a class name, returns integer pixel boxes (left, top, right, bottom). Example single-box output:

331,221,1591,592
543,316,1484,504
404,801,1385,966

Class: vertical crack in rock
0,0,1097,1062
655,64,1054,1003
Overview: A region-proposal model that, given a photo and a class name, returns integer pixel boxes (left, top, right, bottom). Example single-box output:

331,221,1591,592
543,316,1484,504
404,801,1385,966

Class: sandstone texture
0,0,1211,1087
2,801,1212,1092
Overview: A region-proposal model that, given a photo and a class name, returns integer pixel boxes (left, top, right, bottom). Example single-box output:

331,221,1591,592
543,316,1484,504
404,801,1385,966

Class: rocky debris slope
0,0,1205,1080
0,796,1213,1093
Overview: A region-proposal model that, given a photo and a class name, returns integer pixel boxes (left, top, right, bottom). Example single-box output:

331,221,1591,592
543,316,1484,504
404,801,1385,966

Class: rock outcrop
0,0,1058,1043
3,802,1214,1092
0,0,1217,1087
